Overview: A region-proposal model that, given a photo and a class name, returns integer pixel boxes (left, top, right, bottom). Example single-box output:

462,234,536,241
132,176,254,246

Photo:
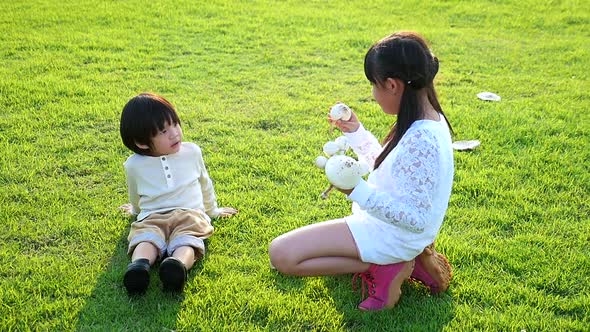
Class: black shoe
124,259,150,295
159,257,187,292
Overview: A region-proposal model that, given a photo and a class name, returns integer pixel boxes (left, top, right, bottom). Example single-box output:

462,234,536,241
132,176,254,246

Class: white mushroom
314,156,328,169
324,155,363,190
334,136,349,152
358,160,370,176
329,103,352,121
322,141,340,156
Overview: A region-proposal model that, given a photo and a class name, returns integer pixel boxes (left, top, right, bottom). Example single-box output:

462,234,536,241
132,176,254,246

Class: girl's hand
320,184,353,200
216,207,238,218
328,110,360,133
335,187,353,195
118,203,134,216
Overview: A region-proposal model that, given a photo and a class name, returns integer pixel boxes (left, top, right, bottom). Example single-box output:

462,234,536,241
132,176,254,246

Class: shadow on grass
75,226,207,331
327,274,455,331
270,271,455,331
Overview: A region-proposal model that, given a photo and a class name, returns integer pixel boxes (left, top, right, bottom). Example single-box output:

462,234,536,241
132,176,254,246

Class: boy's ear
135,142,150,150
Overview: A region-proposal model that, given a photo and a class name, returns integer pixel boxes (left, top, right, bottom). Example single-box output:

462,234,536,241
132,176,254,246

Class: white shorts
345,214,423,265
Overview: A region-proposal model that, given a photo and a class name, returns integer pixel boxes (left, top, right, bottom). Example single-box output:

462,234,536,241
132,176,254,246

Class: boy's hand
216,207,238,218
118,203,134,216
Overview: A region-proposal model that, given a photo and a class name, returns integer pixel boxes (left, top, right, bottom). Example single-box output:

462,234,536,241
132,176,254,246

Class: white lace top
345,117,454,262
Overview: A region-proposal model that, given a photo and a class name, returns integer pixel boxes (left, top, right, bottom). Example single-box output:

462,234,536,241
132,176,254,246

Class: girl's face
149,121,183,156
371,79,402,115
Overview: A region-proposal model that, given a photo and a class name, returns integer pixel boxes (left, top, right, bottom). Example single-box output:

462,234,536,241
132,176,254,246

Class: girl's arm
348,129,438,233
344,123,383,171
332,111,382,171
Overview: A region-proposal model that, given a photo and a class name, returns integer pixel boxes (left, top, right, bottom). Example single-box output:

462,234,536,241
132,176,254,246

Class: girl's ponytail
374,83,421,169
365,32,452,169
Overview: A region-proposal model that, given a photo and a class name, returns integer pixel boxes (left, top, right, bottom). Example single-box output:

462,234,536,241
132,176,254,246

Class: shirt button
162,157,166,161
167,174,171,178
165,166,169,170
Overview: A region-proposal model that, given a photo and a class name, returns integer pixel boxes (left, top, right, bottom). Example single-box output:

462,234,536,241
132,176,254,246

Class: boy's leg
159,247,193,292
160,210,213,291
167,210,213,262
125,214,167,295
268,219,371,276
171,245,196,269
125,241,159,295
131,241,159,264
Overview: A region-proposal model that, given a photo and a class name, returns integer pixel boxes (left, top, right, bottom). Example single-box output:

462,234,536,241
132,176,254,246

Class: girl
269,32,454,311
119,93,238,295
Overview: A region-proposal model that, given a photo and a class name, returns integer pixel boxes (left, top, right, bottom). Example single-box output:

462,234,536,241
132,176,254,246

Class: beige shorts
127,209,214,259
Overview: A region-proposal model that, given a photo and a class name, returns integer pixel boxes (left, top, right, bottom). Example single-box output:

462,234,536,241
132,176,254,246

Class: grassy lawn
1,0,589,330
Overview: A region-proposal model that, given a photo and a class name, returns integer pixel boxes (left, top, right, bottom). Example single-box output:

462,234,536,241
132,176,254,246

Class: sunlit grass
0,0,588,330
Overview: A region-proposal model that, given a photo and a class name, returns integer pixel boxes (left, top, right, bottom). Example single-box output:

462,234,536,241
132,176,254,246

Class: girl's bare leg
269,219,370,276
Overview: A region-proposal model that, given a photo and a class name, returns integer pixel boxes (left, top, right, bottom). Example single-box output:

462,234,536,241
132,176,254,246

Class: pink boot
352,261,414,311
410,244,452,294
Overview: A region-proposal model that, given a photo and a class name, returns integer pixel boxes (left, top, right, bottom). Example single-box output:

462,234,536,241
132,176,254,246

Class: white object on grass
334,136,349,152
323,141,340,156
477,92,501,101
314,156,328,169
324,155,363,190
329,103,352,121
358,160,370,176
452,140,481,151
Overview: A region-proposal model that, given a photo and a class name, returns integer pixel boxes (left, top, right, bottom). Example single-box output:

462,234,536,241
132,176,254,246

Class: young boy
119,92,237,294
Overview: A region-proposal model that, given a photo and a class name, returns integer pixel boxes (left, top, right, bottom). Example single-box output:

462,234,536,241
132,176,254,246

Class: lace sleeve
344,123,382,171
359,129,439,233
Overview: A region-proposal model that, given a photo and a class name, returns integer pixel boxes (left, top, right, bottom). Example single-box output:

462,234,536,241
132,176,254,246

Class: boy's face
142,122,183,156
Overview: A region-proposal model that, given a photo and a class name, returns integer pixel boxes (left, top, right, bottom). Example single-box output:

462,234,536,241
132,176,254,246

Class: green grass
1,0,589,330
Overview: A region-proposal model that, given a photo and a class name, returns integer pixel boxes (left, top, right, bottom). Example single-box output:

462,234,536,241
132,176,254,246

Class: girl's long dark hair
364,32,453,169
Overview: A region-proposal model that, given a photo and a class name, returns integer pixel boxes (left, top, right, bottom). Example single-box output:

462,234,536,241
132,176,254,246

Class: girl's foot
411,244,452,294
353,260,415,311
124,259,150,295
159,257,187,292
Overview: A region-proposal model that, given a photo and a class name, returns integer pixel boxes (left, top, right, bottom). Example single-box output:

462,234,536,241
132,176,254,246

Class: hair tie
429,56,439,81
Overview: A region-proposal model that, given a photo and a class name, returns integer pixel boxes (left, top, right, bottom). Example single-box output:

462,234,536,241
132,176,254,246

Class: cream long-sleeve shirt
124,142,220,222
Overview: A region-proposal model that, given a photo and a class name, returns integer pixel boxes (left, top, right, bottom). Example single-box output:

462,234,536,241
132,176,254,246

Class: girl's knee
269,237,297,275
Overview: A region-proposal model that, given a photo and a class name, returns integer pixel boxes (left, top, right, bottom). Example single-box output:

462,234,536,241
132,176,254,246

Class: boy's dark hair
120,93,181,155
364,31,453,169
